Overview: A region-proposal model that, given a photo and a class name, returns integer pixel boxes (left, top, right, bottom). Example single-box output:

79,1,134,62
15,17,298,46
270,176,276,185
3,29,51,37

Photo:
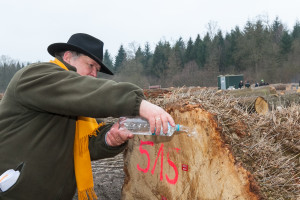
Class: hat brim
47,43,114,75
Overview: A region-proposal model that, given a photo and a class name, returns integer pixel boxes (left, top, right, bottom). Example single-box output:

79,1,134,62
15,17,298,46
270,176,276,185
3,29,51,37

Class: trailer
217,74,244,90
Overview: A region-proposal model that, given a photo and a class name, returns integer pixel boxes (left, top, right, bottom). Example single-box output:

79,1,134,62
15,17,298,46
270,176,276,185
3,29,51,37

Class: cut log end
238,96,269,115
255,96,269,115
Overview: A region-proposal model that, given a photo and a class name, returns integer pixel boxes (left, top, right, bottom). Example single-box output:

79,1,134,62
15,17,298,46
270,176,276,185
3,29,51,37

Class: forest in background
1,17,300,92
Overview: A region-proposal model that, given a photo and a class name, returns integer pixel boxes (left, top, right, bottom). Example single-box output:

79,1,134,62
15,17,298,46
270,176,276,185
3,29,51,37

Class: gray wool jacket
0,59,145,200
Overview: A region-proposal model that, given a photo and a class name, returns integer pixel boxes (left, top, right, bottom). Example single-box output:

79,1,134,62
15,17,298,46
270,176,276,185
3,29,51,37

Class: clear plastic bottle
119,117,187,136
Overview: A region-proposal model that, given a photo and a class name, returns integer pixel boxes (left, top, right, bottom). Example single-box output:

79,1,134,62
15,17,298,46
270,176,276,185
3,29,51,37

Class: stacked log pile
123,87,300,199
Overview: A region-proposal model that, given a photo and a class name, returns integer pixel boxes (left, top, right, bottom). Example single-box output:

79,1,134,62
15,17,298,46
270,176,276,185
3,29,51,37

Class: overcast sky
0,0,299,63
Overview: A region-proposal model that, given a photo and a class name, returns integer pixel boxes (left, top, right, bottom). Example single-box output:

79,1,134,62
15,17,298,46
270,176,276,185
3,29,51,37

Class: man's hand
139,100,175,135
106,122,134,146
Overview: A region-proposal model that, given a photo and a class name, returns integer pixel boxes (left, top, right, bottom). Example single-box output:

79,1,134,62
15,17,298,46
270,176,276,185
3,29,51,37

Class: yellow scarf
50,58,104,200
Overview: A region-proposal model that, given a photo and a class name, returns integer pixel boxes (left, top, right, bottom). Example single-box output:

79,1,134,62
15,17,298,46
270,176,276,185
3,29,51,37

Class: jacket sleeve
88,122,127,160
13,63,145,118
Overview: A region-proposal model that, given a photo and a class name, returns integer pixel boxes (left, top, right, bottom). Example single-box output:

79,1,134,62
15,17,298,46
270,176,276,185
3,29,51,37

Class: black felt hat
47,33,113,75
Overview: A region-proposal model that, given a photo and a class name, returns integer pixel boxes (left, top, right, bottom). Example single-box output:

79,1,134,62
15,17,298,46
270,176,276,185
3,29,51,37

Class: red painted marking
161,196,167,200
137,140,154,173
165,152,179,184
137,141,180,185
182,164,189,171
151,143,164,181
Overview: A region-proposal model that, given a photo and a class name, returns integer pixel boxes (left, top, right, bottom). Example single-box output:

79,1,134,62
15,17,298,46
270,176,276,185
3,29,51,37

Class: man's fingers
107,124,134,146
127,133,134,139
148,117,156,134
155,116,162,135
166,113,175,126
106,131,120,146
139,100,176,135
161,115,169,134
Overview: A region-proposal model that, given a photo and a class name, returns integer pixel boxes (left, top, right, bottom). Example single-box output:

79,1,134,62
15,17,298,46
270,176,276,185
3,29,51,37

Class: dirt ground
73,153,125,200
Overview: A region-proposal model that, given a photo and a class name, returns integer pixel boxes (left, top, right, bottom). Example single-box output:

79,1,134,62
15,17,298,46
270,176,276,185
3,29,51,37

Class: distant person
245,81,250,88
238,80,244,89
259,79,265,86
255,82,259,87
0,33,175,200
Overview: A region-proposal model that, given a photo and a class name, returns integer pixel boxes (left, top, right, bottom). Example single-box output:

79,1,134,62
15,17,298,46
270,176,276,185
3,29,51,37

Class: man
238,80,243,89
259,79,265,86
245,80,250,88
0,33,175,200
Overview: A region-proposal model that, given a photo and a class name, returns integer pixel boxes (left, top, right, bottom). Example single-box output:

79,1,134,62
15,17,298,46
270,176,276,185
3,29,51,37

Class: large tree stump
122,103,261,200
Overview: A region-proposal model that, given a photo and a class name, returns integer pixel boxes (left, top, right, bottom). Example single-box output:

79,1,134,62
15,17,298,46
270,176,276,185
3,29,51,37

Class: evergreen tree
198,33,210,67
135,46,143,59
16,62,21,70
224,26,242,68
0,56,24,92
141,42,153,74
271,17,284,44
214,30,226,72
103,49,114,72
134,46,146,75
292,21,300,39
280,31,293,56
234,21,257,72
114,45,126,71
173,37,185,68
192,34,202,67
152,41,171,78
184,37,194,63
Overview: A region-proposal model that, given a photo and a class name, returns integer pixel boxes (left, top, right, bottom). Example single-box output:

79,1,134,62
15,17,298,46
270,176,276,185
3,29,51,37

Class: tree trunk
265,93,300,109
238,96,269,115
228,86,277,98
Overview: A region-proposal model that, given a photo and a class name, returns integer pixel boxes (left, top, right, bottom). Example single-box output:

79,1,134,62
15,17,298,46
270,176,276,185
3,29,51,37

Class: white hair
55,51,82,58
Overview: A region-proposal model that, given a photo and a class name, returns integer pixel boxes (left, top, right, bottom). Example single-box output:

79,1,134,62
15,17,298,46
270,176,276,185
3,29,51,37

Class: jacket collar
55,55,77,72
